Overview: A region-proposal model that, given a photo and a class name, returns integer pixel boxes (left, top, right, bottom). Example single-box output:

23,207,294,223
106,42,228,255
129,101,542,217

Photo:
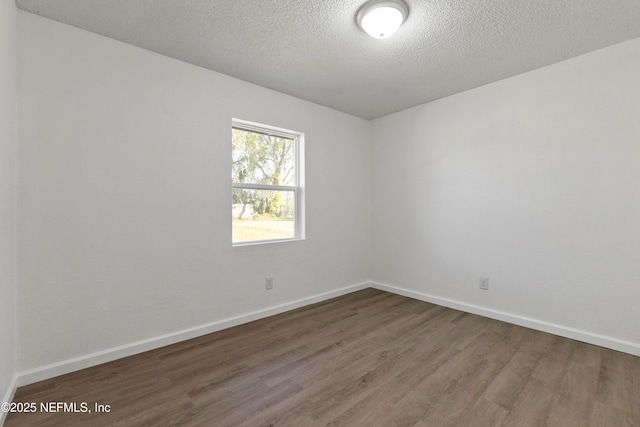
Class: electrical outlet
479,277,489,290
265,277,274,290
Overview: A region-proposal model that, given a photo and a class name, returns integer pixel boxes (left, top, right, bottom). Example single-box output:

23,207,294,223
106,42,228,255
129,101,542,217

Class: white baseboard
1,374,18,425
16,279,639,389
17,282,370,387
370,281,640,357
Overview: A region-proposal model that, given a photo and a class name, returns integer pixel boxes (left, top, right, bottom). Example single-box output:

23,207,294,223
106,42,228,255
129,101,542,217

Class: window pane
232,188,295,243
232,128,295,186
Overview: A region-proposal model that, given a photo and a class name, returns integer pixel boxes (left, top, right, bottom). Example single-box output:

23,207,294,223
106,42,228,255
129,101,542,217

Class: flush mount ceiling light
356,0,409,39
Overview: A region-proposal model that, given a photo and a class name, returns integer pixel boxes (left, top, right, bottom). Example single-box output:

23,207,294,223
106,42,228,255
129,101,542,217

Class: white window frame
232,118,305,246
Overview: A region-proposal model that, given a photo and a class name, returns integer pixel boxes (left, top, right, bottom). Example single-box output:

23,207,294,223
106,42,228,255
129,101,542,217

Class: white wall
17,12,370,373
15,8,640,384
371,37,640,352
0,0,18,413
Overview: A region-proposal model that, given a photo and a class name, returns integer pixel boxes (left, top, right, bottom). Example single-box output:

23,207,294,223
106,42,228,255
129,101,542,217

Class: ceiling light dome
357,0,409,39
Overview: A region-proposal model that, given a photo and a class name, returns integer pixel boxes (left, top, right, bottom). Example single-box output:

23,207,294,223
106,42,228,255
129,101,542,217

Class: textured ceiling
16,0,640,119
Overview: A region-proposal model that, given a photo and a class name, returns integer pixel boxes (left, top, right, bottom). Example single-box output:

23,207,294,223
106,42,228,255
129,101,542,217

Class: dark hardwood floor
6,289,640,426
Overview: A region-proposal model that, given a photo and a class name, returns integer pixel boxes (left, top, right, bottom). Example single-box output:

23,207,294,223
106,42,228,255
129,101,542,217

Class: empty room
1,0,639,425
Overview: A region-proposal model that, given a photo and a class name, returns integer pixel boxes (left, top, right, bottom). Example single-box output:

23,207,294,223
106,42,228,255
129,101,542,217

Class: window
232,119,304,245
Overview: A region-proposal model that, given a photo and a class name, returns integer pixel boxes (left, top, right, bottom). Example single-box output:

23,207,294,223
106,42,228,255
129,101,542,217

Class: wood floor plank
558,361,599,403
455,397,509,427
530,335,574,388
481,348,544,410
320,333,462,426
570,340,604,369
6,289,640,427
500,377,556,426
254,304,460,426
595,368,635,415
547,393,600,427
588,401,636,427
